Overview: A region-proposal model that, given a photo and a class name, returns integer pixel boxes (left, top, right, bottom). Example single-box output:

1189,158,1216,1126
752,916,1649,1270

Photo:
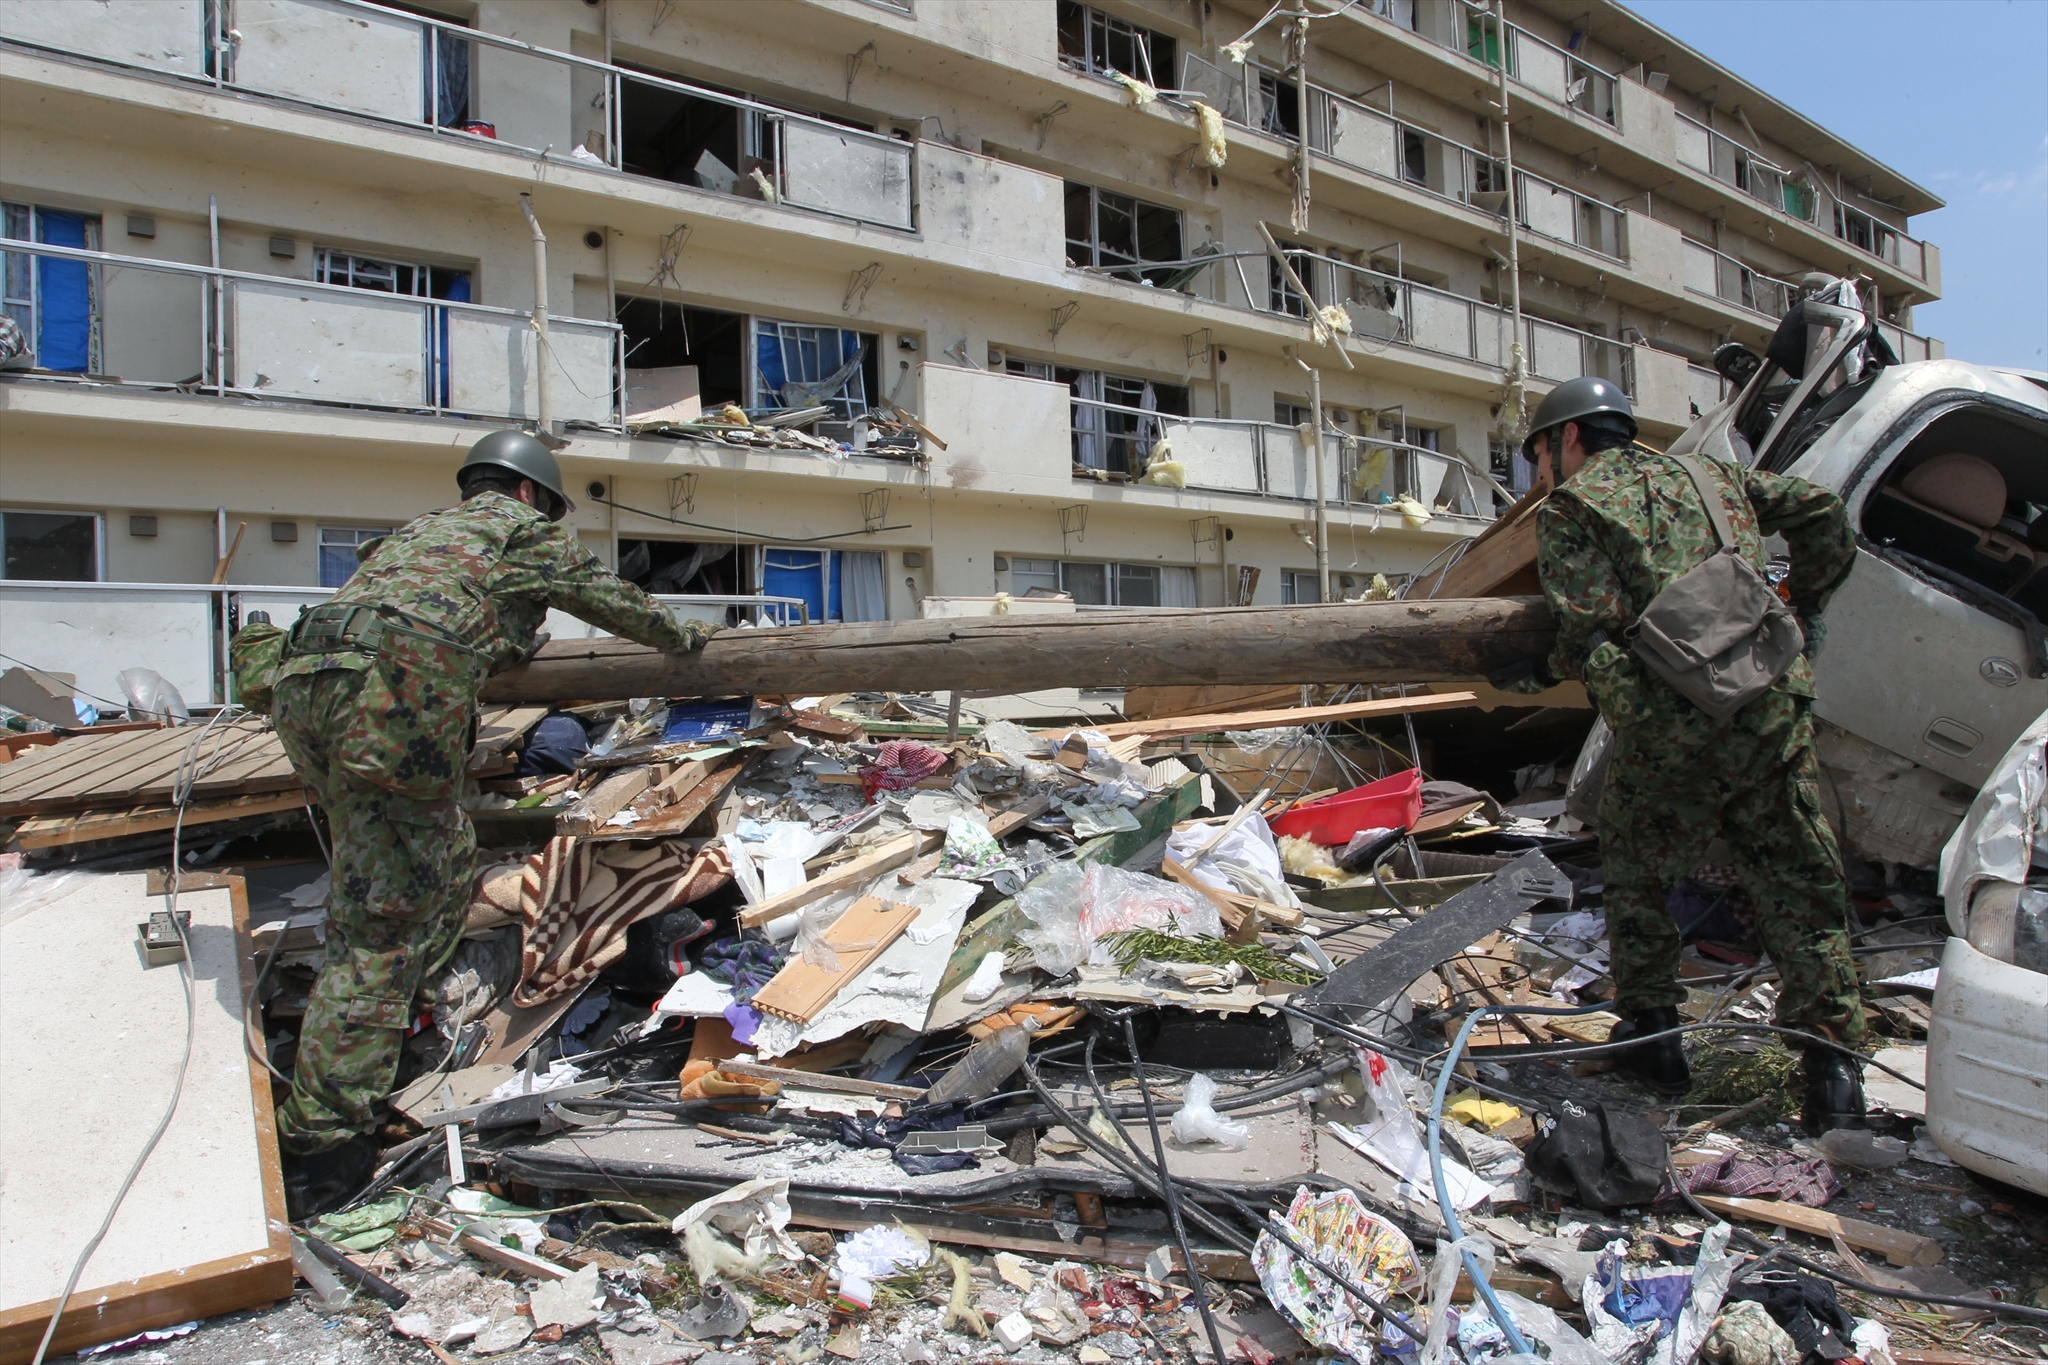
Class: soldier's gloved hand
1793,606,1825,659
1487,657,1558,696
670,621,718,653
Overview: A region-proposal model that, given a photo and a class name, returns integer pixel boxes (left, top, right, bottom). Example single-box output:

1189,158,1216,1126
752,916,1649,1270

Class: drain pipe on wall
518,192,553,437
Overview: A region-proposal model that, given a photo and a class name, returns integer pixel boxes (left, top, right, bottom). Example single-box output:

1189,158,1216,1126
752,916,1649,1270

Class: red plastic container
1268,768,1423,845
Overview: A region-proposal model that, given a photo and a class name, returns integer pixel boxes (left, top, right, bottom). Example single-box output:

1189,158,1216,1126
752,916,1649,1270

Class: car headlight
1965,882,2048,974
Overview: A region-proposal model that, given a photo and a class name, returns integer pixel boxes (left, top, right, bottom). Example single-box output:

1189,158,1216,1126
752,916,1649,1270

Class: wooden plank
73,726,274,801
7,791,309,850
557,766,659,837
1160,854,1305,932
1041,691,1479,742
478,598,1559,703
750,896,924,1022
717,1060,926,1102
124,728,291,803
0,732,62,762
583,759,744,842
0,726,200,809
1412,490,1546,599
1691,1195,1944,1267
738,831,933,929
414,1216,571,1281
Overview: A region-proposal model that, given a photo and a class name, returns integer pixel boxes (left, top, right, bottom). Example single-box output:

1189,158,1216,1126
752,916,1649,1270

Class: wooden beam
557,767,659,837
1045,691,1478,742
479,598,1557,703
1691,1195,1944,1268
716,1060,926,1101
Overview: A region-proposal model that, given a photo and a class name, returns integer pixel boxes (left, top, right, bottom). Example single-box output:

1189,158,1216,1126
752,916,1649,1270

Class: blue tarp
762,548,842,622
35,210,90,372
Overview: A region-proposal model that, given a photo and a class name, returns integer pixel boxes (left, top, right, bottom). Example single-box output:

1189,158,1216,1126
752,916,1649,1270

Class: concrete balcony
0,240,618,423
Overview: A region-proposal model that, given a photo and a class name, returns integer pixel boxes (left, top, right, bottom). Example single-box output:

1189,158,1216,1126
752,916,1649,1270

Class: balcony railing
1679,238,1794,320
0,580,811,707
1876,322,1937,364
1095,243,1633,394
1673,113,1929,283
1352,0,1617,125
1069,395,1501,518
0,0,915,233
1178,61,1627,263
0,239,621,424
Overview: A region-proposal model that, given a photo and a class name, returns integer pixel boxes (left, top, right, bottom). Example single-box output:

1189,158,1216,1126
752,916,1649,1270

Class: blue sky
1629,0,2048,368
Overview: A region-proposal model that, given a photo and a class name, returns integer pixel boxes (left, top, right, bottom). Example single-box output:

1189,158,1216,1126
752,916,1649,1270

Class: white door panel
1811,550,2048,788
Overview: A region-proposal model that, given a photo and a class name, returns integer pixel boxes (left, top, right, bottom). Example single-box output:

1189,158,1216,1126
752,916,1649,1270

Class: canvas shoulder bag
1624,453,1803,721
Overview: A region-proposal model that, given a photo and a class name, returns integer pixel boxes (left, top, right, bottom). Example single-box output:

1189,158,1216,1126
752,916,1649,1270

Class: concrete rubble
2,684,2043,1365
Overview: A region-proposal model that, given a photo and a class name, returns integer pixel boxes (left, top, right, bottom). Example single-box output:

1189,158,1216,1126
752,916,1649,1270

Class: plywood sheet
0,874,291,1357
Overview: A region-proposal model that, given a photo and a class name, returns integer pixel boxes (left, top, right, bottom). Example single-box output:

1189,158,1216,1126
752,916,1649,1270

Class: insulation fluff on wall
1193,101,1229,167
1139,435,1187,488
1316,304,1353,337
1113,73,1157,107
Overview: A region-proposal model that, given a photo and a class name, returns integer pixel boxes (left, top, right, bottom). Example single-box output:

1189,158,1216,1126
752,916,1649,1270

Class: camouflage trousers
1598,689,1865,1047
273,668,476,1154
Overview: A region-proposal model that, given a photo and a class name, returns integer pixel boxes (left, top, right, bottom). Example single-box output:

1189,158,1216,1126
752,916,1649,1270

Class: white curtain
1072,371,1104,469
1160,566,1199,608
841,551,886,621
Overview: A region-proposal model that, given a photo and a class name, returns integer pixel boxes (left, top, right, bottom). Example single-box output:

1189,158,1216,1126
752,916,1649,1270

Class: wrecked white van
1666,280,2048,870
1926,714,2048,1194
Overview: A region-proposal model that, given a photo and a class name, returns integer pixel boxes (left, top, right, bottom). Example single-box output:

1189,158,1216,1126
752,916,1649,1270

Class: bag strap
1667,452,1738,551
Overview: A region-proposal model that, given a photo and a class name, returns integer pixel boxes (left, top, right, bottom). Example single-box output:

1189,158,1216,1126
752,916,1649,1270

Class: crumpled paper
671,1176,804,1286
1253,1185,1422,1362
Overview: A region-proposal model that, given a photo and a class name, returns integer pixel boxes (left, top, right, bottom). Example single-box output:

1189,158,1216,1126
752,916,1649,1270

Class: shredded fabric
858,739,950,799
1657,1148,1844,1209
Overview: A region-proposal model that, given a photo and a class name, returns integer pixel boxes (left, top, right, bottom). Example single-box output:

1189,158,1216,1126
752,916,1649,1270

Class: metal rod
1494,0,1527,438
518,193,552,434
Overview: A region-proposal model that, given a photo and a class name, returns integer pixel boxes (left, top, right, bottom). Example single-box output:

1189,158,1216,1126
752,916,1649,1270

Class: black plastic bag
1529,1099,1668,1209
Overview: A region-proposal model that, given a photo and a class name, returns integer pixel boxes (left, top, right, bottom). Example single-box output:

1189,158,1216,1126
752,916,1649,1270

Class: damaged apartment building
0,0,1943,707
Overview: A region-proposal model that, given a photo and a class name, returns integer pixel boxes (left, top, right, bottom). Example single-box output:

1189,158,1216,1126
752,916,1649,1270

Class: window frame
317,525,393,589
749,317,877,421
1055,2,1177,88
1005,554,1191,607
1280,569,1321,605
1064,181,1185,286
0,507,105,582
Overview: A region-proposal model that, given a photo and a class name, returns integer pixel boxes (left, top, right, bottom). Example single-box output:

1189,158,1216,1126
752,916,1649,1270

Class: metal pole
1494,0,1527,442
208,194,223,398
1303,361,1330,602
518,193,552,434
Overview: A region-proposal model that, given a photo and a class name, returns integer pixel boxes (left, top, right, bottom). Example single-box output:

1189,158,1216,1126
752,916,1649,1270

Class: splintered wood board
0,874,291,1358
750,896,923,1022
0,721,296,818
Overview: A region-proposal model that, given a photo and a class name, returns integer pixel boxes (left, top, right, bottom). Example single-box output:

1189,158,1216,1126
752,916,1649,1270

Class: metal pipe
1294,358,1330,601
208,194,223,398
1493,0,1527,440
518,193,552,434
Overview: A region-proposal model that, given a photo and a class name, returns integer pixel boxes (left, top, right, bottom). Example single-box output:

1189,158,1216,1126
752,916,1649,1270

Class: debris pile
4,684,2042,1365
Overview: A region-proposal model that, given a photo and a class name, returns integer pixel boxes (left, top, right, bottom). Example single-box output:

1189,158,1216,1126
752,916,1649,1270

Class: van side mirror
1713,342,1763,387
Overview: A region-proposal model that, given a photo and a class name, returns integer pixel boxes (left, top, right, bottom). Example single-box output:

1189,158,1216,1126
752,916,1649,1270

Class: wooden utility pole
478,596,1555,703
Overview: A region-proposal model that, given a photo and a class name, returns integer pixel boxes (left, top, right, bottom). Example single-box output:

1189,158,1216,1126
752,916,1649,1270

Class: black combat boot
1609,1005,1691,1097
1801,1046,1869,1136
282,1135,379,1222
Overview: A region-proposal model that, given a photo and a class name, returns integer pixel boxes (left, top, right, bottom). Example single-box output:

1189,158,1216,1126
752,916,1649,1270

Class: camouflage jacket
275,493,703,798
1535,446,1854,725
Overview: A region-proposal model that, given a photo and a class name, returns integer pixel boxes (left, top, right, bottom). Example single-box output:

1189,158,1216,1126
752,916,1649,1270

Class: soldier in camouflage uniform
246,430,709,1216
1489,378,1868,1134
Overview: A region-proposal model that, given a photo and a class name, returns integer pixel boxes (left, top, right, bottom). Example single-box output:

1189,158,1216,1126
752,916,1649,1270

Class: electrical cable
1098,1017,1231,1365
31,711,246,1364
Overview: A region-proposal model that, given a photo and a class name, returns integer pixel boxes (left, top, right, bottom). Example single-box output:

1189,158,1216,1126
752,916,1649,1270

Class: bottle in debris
925,1017,1041,1106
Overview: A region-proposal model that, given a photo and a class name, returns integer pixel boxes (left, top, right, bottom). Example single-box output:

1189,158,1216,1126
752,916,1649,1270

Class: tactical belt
287,602,489,661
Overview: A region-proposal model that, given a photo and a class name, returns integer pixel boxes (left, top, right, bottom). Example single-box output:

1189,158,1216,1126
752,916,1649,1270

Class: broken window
2,202,101,373
1064,182,1184,286
618,68,778,199
1401,130,1428,186
753,319,878,421
1268,241,1316,316
1,509,100,581
1254,70,1300,139
618,539,748,598
1007,357,1189,477
1055,2,1177,87
317,526,391,589
617,298,748,412
762,547,888,623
